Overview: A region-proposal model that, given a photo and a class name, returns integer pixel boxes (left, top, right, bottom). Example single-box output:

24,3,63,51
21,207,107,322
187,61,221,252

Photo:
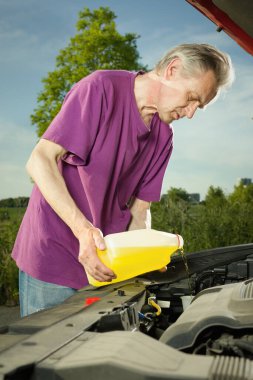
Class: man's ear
164,58,182,80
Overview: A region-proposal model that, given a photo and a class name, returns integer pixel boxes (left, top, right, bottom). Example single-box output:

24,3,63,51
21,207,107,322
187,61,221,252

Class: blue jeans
19,271,77,317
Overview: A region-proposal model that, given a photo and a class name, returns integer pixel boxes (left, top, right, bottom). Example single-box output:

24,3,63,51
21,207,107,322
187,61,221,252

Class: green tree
0,230,19,305
227,183,253,244
0,208,24,305
31,6,147,137
151,188,194,251
195,186,231,249
165,187,190,203
229,182,253,204
152,183,253,253
0,197,29,208
204,186,227,206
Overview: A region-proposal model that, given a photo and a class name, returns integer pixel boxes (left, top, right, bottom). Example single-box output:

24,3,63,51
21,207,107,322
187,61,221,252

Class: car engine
0,244,253,379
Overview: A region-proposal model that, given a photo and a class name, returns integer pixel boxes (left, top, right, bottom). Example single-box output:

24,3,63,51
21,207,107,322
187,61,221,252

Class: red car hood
186,0,253,55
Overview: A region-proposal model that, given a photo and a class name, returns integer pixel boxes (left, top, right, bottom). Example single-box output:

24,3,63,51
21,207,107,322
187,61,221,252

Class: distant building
236,178,252,186
189,193,200,203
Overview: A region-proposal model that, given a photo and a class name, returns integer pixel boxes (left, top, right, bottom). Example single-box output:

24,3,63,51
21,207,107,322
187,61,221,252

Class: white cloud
0,120,37,153
0,18,66,70
0,120,37,199
0,162,33,199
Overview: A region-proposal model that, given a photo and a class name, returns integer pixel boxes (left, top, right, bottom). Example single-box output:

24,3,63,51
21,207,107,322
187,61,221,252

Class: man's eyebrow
190,92,205,108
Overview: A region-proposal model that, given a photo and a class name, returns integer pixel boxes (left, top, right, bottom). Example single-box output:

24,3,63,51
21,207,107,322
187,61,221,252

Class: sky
0,0,253,201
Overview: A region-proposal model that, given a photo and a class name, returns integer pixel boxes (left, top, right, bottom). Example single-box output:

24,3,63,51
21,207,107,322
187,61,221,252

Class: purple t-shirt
12,70,173,289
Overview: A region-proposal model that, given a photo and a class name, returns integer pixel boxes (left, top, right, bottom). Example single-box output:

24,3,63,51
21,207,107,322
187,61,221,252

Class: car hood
186,0,253,55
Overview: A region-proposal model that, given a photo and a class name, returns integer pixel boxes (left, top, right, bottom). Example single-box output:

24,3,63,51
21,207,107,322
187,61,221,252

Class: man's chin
162,117,174,125
158,114,173,125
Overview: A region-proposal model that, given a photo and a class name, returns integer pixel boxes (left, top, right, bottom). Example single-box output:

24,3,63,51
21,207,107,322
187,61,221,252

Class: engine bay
0,243,253,379
90,250,253,362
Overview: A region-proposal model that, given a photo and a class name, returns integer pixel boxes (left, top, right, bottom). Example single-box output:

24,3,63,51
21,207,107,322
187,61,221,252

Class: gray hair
155,43,235,91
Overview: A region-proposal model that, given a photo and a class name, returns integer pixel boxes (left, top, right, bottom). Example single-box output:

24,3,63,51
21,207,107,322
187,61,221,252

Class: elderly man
12,43,234,316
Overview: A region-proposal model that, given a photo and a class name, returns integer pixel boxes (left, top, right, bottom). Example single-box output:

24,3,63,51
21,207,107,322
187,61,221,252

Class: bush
0,241,19,305
0,207,26,305
151,185,253,252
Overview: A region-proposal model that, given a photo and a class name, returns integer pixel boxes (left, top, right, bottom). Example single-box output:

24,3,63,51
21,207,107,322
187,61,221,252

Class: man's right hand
78,227,117,282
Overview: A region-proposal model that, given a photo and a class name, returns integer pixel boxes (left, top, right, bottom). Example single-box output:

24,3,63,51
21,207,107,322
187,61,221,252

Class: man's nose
185,103,198,119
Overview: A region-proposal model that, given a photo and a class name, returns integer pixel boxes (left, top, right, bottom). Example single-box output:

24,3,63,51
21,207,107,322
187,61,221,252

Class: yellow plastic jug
87,229,183,287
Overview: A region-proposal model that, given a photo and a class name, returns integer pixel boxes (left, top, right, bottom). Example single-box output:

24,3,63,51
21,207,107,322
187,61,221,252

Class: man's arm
26,138,116,282
128,198,151,230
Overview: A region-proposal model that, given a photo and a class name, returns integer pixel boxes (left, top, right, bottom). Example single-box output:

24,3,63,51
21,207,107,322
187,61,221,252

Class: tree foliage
0,208,25,305
151,184,253,252
0,197,29,208
31,7,147,137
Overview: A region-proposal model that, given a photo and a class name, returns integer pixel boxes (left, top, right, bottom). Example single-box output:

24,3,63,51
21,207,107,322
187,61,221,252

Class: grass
0,207,26,305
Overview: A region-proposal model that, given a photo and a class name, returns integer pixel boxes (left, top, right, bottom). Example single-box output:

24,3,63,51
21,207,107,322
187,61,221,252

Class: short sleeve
135,135,173,202
42,75,104,166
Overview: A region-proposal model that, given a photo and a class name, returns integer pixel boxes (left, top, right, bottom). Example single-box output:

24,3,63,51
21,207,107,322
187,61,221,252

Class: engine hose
236,340,253,354
148,298,162,316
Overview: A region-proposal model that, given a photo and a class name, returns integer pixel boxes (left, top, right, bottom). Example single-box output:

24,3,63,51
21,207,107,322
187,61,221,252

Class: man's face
155,63,218,124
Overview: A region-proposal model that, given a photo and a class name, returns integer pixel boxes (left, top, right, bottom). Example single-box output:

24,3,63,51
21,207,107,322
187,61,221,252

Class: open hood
186,0,253,55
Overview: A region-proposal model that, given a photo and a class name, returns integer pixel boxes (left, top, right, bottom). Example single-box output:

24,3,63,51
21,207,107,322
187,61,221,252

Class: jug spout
176,234,184,249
